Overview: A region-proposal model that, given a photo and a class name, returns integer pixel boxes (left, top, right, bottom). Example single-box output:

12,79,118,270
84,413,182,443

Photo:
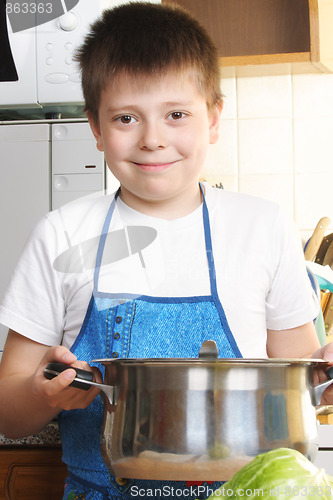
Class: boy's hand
312,342,333,405
0,331,103,437
33,345,103,411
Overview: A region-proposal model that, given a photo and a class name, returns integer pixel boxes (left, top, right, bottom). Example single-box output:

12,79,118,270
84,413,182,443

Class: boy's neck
118,183,204,220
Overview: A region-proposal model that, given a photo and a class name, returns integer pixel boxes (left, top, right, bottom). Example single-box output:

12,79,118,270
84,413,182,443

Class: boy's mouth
132,161,178,171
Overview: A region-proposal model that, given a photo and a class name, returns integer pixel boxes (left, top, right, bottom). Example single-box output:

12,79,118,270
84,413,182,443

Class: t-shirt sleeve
0,215,66,346
265,208,319,330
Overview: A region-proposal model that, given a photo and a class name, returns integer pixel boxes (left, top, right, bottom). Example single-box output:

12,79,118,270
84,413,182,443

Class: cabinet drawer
0,447,67,500
314,450,333,476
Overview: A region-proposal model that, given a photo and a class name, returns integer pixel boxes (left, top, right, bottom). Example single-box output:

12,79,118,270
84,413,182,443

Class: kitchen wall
202,70,333,243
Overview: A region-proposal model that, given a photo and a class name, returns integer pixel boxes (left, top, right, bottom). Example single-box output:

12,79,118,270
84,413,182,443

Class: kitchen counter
0,420,61,446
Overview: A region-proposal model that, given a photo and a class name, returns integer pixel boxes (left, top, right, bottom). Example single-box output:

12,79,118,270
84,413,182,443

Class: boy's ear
208,101,223,145
87,111,104,152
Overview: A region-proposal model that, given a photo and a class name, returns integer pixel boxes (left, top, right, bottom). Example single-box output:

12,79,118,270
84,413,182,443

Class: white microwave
0,0,121,114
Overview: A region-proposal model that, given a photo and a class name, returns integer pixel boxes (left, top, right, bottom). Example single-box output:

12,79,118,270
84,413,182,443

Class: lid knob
198,340,219,360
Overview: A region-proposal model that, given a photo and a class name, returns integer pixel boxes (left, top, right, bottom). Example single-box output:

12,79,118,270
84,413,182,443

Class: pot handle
313,365,333,407
44,362,117,405
44,361,94,390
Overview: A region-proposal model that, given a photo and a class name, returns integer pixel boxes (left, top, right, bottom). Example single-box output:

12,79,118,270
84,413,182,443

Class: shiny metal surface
99,358,324,481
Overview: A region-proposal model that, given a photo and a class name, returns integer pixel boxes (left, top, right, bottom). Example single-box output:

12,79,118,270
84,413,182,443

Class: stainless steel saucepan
44,340,333,481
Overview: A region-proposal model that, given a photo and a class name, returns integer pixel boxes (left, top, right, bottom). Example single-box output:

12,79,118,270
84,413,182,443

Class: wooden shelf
163,0,333,75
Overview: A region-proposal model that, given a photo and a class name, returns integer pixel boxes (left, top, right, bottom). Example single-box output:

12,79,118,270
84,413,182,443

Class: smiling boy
0,2,332,500
88,70,221,219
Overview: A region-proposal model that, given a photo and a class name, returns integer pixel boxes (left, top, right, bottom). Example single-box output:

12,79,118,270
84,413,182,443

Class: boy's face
88,69,222,216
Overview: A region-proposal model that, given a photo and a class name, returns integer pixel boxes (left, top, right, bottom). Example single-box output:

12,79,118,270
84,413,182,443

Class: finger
43,362,101,406
35,346,77,382
322,342,333,363
312,342,333,363
47,379,101,410
34,347,102,409
91,366,103,384
64,385,101,410
321,384,333,405
44,345,77,365
34,366,77,399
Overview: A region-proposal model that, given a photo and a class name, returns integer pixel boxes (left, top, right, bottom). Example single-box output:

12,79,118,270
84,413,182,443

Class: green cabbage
204,448,333,499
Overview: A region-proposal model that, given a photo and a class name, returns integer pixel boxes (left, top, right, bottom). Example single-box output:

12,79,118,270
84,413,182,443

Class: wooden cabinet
0,447,67,500
163,0,333,75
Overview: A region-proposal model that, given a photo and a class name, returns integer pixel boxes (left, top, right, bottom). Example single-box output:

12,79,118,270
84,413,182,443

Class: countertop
0,420,61,446
0,420,331,448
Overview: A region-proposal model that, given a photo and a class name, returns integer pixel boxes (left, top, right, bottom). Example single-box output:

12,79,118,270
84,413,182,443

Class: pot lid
93,341,327,367
93,357,327,367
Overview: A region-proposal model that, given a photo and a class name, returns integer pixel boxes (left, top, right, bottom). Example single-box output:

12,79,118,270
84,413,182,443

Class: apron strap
200,183,242,358
93,188,120,291
200,182,218,298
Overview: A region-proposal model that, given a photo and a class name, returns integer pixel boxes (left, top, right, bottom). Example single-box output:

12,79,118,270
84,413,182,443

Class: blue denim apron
59,186,242,500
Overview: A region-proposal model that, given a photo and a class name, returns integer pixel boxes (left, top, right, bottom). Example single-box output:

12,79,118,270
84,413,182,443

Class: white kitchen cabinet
0,120,112,355
314,450,333,475
314,424,333,475
51,122,106,209
0,123,51,352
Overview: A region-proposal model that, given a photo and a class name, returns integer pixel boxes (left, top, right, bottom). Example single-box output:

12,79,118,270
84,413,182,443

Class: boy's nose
139,122,166,151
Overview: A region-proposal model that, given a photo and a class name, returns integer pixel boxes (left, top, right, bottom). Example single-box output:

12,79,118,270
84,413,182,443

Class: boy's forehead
104,67,204,97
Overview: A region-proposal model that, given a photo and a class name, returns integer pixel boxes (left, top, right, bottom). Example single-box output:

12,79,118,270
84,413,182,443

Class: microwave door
0,0,18,81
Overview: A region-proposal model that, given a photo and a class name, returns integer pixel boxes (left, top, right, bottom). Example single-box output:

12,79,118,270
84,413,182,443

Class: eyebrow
105,100,195,113
163,100,194,107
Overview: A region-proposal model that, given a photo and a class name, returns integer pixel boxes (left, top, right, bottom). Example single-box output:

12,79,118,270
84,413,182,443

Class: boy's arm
0,330,101,439
267,322,333,405
267,321,321,358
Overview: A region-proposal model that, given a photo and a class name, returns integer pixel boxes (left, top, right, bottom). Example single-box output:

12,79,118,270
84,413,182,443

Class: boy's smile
88,70,222,218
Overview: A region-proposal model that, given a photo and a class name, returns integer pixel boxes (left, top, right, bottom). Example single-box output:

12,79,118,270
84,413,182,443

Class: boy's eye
117,115,135,124
169,111,185,120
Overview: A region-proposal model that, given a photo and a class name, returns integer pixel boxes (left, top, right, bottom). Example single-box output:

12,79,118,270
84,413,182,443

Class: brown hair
75,2,222,123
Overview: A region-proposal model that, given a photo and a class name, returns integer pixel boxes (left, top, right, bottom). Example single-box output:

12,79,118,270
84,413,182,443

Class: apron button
115,477,128,486
112,352,119,358
115,316,122,324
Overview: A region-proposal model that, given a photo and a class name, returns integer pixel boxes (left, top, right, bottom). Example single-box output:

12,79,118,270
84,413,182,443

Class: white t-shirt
0,184,318,357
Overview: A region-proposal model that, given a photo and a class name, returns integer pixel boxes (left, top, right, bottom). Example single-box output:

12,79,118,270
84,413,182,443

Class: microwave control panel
36,0,120,105
1,0,128,110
